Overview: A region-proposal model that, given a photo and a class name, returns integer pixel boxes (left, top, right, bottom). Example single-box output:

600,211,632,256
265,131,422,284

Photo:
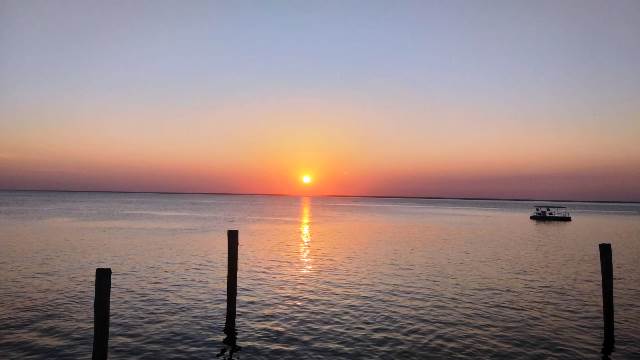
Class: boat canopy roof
534,205,567,208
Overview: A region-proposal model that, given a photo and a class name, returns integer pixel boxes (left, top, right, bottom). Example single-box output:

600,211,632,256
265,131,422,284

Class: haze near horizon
1,1,639,201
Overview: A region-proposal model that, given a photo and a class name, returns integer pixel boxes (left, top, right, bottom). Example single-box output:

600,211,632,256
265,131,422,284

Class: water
1,191,639,359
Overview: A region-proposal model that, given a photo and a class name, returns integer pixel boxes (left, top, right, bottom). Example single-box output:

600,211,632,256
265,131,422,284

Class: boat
530,205,572,221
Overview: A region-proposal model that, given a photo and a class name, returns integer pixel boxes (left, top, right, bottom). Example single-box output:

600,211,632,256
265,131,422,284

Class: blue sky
1,1,639,200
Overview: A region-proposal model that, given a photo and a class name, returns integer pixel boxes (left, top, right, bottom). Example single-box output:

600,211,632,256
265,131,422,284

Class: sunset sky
1,1,639,201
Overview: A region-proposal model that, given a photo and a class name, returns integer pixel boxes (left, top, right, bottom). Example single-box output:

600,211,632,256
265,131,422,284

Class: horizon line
1,188,638,205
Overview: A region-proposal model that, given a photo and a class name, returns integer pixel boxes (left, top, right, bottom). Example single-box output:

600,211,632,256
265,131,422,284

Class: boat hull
530,215,572,221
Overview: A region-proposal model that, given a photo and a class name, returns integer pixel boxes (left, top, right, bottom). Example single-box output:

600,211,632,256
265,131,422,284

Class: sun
301,175,312,184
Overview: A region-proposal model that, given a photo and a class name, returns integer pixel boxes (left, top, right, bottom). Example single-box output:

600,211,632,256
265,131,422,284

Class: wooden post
599,243,614,351
92,268,111,360
224,230,239,340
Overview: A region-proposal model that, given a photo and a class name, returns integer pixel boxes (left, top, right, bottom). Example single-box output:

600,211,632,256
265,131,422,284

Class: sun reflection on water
300,197,312,273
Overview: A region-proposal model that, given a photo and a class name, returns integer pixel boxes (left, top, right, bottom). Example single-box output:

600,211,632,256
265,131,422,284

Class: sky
1,0,639,201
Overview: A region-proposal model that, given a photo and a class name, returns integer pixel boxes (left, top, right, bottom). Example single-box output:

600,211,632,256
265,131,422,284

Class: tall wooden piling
224,230,239,340
598,243,614,351
92,268,111,360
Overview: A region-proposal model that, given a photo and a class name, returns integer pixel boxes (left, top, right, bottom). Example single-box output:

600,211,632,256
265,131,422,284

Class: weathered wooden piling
224,230,239,340
598,243,614,351
92,268,112,360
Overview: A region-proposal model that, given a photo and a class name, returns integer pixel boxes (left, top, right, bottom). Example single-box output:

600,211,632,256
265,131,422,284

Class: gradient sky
1,0,639,200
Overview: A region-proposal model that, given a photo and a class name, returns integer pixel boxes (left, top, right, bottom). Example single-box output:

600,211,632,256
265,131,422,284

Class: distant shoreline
1,188,638,205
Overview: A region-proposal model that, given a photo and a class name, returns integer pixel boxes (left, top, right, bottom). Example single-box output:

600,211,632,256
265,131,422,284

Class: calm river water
0,191,639,359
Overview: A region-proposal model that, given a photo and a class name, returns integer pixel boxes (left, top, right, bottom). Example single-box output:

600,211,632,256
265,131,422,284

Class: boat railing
533,207,570,217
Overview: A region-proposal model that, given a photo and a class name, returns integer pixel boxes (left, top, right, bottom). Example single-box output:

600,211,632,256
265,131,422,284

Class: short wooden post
224,230,239,340
599,243,614,351
92,268,111,360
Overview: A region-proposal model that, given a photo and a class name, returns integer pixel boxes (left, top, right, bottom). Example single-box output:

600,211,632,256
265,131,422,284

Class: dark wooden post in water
92,268,111,360
224,230,239,342
599,243,614,352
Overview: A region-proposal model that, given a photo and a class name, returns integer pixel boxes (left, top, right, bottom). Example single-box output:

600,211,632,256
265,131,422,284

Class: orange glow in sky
1,2,640,201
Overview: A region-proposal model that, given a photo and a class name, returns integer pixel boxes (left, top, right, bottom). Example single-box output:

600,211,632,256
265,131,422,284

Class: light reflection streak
300,197,312,273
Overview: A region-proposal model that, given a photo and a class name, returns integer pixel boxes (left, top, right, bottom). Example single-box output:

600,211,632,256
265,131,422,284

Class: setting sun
301,175,313,184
